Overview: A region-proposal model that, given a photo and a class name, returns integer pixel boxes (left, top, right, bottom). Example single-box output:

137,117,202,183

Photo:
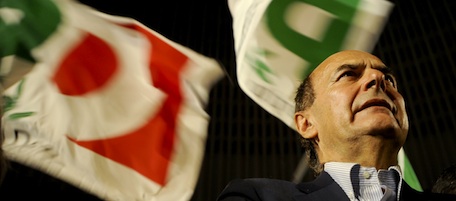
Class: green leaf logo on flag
246,48,275,83
2,79,35,119
0,0,61,61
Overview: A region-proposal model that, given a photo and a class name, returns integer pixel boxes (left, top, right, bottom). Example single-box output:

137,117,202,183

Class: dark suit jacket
217,171,456,201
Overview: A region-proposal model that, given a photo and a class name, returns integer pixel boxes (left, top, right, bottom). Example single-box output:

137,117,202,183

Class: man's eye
338,71,356,80
385,74,396,87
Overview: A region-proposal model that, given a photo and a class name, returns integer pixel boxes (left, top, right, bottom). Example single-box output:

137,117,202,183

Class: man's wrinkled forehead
309,50,384,81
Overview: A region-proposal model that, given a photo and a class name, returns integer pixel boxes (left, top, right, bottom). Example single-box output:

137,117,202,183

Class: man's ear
294,111,318,139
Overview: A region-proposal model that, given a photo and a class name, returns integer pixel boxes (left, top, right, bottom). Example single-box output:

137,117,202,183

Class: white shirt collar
324,162,403,201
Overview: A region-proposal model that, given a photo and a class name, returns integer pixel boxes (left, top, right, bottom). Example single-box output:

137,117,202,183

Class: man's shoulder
216,172,346,201
230,178,297,188
216,178,299,201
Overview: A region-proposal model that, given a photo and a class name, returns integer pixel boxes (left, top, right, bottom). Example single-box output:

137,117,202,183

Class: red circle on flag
53,33,118,96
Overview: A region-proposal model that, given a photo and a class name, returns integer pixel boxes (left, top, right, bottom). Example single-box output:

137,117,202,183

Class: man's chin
355,120,404,139
370,128,402,139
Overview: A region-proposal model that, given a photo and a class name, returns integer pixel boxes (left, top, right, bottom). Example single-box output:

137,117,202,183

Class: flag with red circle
1,0,224,200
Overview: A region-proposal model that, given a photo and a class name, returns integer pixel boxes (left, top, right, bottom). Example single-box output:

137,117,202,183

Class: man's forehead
311,50,384,78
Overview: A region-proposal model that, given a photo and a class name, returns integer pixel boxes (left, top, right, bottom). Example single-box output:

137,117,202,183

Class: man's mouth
358,99,396,114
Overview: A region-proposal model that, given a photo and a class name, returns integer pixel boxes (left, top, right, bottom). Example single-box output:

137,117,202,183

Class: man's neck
319,140,401,170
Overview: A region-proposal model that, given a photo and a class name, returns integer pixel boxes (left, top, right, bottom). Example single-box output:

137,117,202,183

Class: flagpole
292,154,310,183
0,56,34,89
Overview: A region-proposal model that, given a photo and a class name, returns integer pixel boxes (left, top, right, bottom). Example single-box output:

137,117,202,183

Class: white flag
229,0,393,128
1,0,224,200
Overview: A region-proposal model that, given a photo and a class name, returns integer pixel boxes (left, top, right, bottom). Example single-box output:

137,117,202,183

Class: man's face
305,50,408,160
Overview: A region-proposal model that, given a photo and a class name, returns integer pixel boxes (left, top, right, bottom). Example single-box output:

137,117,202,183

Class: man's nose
363,71,386,92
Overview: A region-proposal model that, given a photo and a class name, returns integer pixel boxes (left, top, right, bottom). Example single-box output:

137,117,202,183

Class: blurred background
76,0,456,200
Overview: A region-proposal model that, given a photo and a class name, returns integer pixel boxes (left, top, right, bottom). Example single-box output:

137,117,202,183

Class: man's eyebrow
372,64,394,75
335,64,393,75
334,64,360,74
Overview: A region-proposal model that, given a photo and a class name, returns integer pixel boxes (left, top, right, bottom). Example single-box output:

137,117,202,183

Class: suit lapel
293,171,350,201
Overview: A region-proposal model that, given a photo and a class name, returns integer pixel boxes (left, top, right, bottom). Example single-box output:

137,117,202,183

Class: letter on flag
0,0,224,200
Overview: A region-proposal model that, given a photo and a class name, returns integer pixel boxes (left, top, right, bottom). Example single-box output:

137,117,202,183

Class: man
217,50,456,201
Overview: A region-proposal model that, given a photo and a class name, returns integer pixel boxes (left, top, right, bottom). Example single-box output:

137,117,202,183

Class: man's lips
357,99,396,114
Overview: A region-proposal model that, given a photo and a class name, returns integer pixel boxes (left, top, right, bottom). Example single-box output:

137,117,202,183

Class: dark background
75,0,456,200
